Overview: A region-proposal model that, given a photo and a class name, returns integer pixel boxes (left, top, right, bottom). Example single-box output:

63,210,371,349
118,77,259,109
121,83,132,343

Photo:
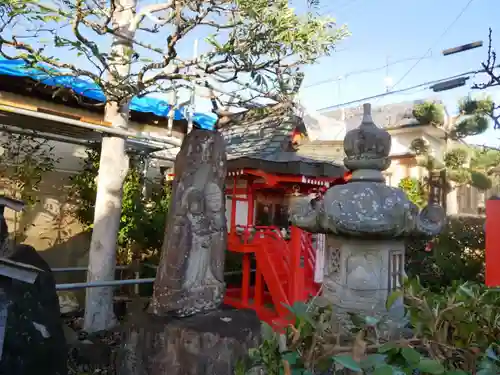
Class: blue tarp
0,58,217,130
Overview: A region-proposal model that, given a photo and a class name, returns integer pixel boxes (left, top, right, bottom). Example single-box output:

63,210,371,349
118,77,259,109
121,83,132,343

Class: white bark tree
0,0,348,332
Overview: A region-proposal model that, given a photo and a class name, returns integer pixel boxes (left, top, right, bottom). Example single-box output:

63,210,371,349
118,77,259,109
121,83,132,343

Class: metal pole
0,124,177,162
51,265,129,272
0,125,95,147
55,277,155,290
0,104,183,147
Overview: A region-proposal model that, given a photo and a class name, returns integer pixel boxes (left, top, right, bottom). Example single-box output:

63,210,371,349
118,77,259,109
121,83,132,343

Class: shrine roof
219,104,345,178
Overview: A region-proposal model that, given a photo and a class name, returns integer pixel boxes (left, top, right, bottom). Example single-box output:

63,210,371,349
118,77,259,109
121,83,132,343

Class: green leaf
444,371,468,375
374,364,396,375
332,355,362,371
281,351,299,365
400,347,421,365
360,354,387,369
416,359,445,374
386,290,403,310
379,342,399,354
458,284,475,298
486,345,499,362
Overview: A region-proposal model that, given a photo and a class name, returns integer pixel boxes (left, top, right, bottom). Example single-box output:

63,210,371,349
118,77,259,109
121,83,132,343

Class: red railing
225,225,316,329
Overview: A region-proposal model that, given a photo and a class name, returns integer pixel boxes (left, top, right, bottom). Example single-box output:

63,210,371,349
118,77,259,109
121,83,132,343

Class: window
274,204,289,228
255,202,272,226
388,251,404,291
255,202,289,228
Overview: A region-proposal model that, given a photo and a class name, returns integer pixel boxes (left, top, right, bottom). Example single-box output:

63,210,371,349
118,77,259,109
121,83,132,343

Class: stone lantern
290,103,446,330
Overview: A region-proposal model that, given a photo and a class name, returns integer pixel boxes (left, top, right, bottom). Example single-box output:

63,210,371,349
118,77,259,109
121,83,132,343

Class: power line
302,54,436,89
317,67,486,112
387,0,476,93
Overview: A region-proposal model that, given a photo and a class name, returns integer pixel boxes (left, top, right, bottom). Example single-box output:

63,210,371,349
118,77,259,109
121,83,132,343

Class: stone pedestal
324,239,405,326
116,307,261,375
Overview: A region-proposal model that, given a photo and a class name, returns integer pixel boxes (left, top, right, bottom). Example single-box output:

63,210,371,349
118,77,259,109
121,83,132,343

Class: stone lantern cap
343,103,392,182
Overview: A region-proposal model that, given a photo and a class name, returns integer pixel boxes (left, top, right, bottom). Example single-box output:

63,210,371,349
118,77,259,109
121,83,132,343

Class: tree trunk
83,0,136,332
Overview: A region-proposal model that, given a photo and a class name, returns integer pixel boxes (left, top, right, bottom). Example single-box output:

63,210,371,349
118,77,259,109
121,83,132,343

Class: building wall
0,110,173,279
0,170,91,288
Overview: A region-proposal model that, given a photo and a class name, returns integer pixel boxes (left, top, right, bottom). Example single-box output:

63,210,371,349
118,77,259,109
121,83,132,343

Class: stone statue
289,103,446,332
149,129,227,317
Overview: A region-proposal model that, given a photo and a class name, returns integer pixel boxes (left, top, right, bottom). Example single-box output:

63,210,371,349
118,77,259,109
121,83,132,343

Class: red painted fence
486,199,500,287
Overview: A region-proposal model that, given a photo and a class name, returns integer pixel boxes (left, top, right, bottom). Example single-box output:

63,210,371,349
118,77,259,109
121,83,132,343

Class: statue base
149,282,225,317
116,306,261,375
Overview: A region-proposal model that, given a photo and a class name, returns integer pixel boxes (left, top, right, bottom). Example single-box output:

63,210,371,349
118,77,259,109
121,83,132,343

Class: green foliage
413,102,445,126
450,97,494,139
470,170,492,190
444,148,469,169
243,280,500,375
406,215,485,291
452,116,489,139
0,133,59,206
0,133,59,238
470,146,500,172
70,148,170,264
398,177,426,208
410,138,430,156
459,96,494,116
446,168,472,185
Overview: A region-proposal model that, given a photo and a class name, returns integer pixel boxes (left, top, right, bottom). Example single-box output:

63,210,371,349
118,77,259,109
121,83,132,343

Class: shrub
242,280,500,375
69,148,170,264
398,177,426,208
406,215,484,291
413,102,445,126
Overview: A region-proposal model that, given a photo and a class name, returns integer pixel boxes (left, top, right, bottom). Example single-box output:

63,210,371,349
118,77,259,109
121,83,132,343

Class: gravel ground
63,312,123,375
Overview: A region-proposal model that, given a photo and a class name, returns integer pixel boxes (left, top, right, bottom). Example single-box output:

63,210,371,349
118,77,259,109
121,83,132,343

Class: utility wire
317,66,490,112
302,54,436,88
387,0,476,93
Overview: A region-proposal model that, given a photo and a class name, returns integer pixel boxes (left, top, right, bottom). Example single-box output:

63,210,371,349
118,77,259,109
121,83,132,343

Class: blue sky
298,0,500,147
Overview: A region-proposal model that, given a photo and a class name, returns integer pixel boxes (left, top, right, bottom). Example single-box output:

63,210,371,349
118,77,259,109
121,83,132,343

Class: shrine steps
225,226,320,330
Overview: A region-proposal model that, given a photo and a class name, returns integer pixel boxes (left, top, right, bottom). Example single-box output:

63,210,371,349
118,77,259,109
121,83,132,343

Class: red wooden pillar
289,226,304,303
248,179,263,307
486,199,500,286
241,177,251,305
230,175,237,234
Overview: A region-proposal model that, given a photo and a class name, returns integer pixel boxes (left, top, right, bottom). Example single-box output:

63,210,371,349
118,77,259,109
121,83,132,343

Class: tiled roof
219,109,297,161
322,98,448,130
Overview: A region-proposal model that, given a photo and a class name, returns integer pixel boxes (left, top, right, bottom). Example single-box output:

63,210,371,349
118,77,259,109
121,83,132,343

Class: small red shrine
169,109,349,327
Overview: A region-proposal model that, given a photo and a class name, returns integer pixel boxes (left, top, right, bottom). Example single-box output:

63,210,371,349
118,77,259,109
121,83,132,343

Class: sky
297,0,500,147
7,0,500,146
